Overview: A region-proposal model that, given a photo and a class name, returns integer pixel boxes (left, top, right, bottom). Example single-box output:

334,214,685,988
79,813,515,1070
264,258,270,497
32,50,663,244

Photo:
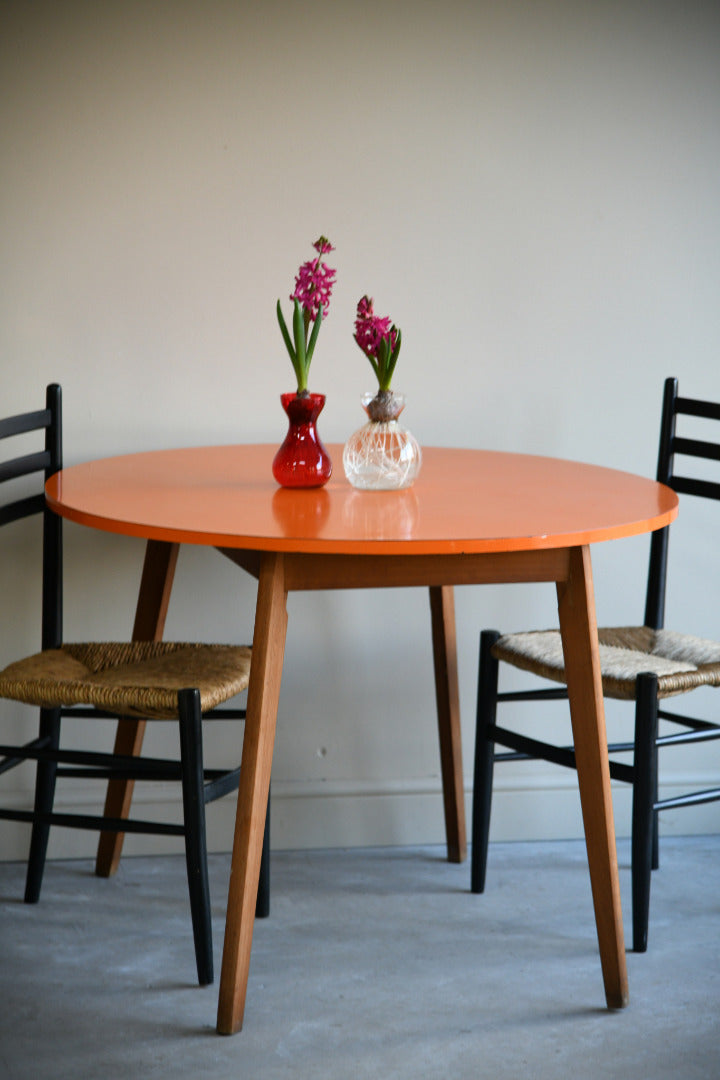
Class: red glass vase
272,392,333,488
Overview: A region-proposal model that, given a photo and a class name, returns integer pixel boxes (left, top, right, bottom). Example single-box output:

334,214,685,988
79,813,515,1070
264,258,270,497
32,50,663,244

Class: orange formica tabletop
45,444,678,553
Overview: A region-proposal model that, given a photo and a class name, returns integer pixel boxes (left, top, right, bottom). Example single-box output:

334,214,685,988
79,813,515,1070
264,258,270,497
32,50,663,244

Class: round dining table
46,443,678,1033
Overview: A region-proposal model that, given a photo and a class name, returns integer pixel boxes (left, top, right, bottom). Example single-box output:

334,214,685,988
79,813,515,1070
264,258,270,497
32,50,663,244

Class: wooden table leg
95,540,179,877
429,585,466,863
217,552,288,1035
557,545,629,1009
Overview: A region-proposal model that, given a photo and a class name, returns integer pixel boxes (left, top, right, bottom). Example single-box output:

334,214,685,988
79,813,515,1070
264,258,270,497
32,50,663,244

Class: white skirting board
0,772,718,861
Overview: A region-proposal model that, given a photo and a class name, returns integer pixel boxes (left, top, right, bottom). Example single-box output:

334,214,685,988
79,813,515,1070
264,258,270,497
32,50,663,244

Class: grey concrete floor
0,836,718,1080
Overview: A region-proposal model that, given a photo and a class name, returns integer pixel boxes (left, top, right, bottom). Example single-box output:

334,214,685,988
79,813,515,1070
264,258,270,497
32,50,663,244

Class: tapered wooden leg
429,585,466,863
217,553,288,1035
557,545,628,1009
95,540,180,877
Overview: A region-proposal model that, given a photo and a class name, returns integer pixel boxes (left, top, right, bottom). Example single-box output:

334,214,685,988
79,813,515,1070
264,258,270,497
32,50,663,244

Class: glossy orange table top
45,444,678,556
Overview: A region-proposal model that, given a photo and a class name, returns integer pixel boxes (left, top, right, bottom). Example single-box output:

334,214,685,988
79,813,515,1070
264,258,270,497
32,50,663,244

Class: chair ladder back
645,376,720,631
671,390,720,502
0,383,63,650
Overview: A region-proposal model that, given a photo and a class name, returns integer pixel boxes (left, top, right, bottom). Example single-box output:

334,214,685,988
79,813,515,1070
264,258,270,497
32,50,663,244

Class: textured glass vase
343,392,421,491
272,392,332,488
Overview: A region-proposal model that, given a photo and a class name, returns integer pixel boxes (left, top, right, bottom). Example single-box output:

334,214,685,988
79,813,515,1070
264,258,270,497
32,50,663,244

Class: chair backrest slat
672,476,720,502
0,493,47,528
675,395,720,422
644,377,719,630
672,436,720,465
0,450,53,486
0,407,52,442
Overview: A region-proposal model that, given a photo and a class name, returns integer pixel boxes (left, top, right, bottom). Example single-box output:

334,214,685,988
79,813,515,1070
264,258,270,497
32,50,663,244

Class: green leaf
305,304,323,365
276,300,296,363
366,354,381,385
374,338,389,390
292,299,306,370
385,327,401,386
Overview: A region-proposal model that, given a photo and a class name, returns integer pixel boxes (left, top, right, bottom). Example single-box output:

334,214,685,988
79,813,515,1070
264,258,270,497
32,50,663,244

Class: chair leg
255,786,270,919
24,708,61,904
651,769,660,873
471,630,500,894
178,688,213,986
631,672,659,953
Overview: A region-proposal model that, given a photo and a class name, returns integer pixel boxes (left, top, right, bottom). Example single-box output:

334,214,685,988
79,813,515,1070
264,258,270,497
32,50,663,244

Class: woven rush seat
493,626,720,701
0,642,252,720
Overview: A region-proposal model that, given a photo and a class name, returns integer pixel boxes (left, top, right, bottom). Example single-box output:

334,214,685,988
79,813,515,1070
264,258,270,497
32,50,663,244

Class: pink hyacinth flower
354,295,397,359
291,241,336,322
313,236,335,255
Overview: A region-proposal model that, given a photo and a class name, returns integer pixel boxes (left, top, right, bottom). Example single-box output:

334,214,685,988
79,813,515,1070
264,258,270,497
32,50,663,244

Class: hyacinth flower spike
277,236,336,395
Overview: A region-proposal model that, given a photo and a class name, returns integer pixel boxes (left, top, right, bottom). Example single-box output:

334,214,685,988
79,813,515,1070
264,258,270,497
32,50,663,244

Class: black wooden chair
0,384,269,985
472,377,720,952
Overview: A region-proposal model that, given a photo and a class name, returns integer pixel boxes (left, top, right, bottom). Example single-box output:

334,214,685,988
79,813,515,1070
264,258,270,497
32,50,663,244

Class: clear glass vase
342,391,422,491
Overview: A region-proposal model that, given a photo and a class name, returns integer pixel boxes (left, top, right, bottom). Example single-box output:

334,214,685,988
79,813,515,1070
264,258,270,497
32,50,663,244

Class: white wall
1,0,719,859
